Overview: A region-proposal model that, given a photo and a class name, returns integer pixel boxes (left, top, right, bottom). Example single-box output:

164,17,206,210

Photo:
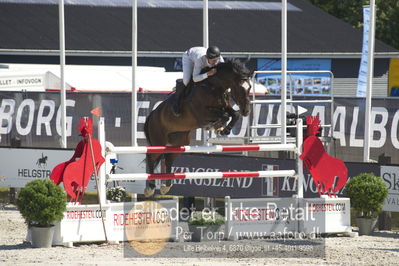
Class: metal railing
248,70,335,144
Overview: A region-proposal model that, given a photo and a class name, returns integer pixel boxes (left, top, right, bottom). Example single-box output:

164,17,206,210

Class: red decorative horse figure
299,116,347,197
50,118,105,203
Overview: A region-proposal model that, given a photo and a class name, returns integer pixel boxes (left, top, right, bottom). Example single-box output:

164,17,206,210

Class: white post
296,118,303,198
203,0,209,48
296,118,304,235
203,0,212,210
224,196,232,240
202,0,209,145
98,117,107,206
281,0,287,144
58,0,67,148
131,0,138,147
363,0,376,162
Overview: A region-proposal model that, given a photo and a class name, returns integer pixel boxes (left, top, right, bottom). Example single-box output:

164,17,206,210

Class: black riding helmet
206,46,221,60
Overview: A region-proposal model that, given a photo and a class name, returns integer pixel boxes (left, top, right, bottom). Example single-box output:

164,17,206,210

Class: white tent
0,64,181,92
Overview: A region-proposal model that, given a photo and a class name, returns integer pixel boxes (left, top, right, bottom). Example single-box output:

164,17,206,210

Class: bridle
240,76,252,93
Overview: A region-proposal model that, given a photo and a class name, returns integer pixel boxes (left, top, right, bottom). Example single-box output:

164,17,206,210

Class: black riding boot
172,80,185,116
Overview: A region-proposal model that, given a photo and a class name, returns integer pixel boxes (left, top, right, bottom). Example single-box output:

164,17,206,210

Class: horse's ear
244,69,254,80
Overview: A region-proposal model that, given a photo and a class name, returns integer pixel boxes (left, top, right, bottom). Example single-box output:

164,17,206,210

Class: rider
172,46,224,116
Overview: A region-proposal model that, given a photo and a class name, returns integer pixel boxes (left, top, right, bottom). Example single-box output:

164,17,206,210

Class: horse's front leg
204,106,229,134
212,111,229,133
217,105,240,136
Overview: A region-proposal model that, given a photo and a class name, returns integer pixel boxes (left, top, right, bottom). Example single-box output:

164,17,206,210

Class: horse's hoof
221,128,231,135
160,184,173,195
215,128,223,136
144,187,155,197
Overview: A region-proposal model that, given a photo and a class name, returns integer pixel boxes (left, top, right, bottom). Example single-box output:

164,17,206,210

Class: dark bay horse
143,59,252,197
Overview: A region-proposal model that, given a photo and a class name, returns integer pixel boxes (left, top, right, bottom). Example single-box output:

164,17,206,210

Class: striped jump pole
98,117,303,204
106,142,297,154
107,170,296,182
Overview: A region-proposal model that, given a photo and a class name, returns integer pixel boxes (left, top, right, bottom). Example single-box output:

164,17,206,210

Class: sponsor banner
224,197,351,240
1,92,399,163
52,204,108,244
300,198,351,234
65,208,106,220
0,91,143,148
170,154,295,198
52,199,179,245
0,74,44,89
389,58,399,97
380,166,399,212
0,146,381,199
0,147,74,188
0,147,146,194
0,145,381,200
356,6,371,97
168,154,380,198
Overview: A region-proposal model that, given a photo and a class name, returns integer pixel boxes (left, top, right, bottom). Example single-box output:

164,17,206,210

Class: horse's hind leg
144,153,162,197
159,131,190,195
160,153,180,195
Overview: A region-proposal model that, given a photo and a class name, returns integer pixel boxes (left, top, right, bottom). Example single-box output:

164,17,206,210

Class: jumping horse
143,59,252,197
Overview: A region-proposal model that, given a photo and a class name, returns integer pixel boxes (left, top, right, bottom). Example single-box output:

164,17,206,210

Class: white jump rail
250,124,331,129
106,143,297,154
251,99,333,104
107,170,297,182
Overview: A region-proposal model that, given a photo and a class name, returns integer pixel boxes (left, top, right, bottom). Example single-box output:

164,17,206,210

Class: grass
0,187,9,204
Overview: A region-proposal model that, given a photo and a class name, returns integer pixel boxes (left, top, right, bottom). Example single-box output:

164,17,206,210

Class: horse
36,153,48,168
143,59,252,197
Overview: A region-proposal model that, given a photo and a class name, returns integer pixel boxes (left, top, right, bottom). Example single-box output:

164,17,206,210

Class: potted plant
16,179,66,248
344,173,388,235
188,211,224,242
106,186,126,202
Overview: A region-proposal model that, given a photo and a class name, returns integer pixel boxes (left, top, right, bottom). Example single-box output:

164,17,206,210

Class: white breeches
182,53,194,86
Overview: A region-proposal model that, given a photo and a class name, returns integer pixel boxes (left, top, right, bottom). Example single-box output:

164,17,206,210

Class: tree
307,0,399,50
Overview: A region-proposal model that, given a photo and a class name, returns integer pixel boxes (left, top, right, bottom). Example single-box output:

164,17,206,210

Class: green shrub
188,211,224,226
106,186,126,202
344,173,388,218
16,179,67,227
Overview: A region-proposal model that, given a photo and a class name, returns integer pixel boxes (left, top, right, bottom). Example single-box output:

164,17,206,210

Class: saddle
175,79,192,99
173,76,220,117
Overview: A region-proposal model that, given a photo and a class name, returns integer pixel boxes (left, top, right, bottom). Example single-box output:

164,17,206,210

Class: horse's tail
144,112,152,146
143,113,152,165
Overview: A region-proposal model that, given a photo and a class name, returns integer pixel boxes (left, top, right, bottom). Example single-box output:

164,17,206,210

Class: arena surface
1,208,399,265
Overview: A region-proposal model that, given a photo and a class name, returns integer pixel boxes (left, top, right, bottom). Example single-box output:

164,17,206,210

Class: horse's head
214,59,252,116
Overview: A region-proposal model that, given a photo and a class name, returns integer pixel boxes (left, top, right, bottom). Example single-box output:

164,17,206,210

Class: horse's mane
216,59,252,79
200,58,251,79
